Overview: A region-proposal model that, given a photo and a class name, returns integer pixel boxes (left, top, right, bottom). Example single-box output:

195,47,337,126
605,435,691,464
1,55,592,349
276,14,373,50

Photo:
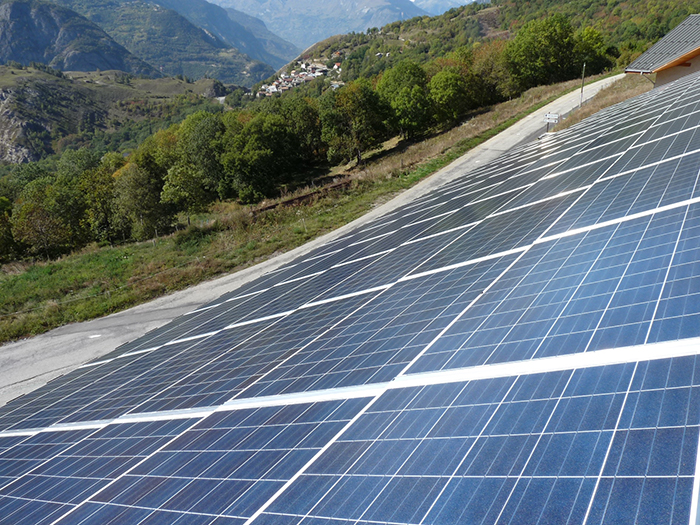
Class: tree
0,197,19,262
429,68,471,125
11,178,74,258
220,112,297,202
320,78,388,165
161,163,213,222
506,14,578,91
471,39,518,103
574,26,615,75
79,152,125,243
175,111,225,198
377,61,432,138
113,163,174,241
261,95,324,162
56,148,101,181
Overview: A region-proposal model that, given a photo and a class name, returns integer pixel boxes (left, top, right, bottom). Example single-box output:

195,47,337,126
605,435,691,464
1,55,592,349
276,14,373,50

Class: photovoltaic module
2,70,700,524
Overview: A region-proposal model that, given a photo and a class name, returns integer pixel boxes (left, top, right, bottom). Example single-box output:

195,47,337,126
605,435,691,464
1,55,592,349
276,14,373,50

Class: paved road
0,74,625,407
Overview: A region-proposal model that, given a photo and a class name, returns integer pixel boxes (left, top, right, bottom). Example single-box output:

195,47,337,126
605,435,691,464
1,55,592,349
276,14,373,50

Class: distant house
626,15,700,87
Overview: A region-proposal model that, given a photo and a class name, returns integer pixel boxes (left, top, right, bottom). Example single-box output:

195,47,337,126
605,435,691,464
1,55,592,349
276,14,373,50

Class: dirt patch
478,7,508,40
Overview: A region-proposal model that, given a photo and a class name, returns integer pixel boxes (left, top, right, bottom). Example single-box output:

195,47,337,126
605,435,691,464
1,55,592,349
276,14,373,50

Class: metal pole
579,61,586,108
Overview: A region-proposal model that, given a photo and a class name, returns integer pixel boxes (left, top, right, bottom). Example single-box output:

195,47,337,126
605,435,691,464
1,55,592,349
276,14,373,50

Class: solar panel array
2,71,700,524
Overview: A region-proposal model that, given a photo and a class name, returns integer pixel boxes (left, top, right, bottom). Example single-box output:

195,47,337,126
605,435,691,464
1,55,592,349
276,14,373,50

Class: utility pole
579,61,586,108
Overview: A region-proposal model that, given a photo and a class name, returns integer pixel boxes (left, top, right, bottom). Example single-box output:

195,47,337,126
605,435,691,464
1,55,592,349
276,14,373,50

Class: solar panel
3,71,700,524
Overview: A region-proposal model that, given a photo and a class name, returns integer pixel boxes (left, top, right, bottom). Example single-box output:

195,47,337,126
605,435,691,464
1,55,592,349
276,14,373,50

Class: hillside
48,0,275,85
302,3,489,80
208,0,429,49
225,7,301,67
0,0,157,76
493,0,700,57
0,65,227,162
151,0,299,70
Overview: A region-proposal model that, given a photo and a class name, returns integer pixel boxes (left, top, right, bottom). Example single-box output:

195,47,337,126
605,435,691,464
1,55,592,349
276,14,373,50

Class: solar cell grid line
494,161,608,212
407,192,582,276
0,351,167,433
328,214,458,264
53,398,372,525
0,420,195,525
175,256,384,337
660,98,700,126
0,430,97,489
308,228,471,303
414,199,506,240
126,292,383,415
552,135,643,174
547,150,700,236
538,207,685,358
447,173,542,211
237,254,518,399
405,222,619,373
0,365,103,432
256,372,528,524
642,108,700,144
582,357,700,525
257,357,700,525
611,129,697,178
36,416,214,525
11,345,199,429
408,206,692,374
638,125,700,162
60,322,279,423
647,201,700,344
102,291,272,360
0,428,99,523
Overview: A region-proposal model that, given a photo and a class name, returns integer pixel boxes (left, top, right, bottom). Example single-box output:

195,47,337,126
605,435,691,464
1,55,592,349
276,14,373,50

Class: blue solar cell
648,202,700,343
262,357,700,525
57,399,370,524
241,255,516,398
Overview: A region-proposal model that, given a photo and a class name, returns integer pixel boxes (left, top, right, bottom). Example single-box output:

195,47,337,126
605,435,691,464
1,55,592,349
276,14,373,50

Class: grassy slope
0,73,648,344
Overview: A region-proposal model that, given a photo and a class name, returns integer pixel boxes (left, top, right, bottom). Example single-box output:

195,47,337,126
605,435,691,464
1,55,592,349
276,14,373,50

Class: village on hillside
256,60,345,97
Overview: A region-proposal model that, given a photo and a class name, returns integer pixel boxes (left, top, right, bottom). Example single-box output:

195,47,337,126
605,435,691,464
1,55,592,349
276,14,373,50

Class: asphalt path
0,74,625,407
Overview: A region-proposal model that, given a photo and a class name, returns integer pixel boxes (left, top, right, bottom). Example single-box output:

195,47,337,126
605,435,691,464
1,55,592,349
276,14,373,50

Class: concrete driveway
0,74,625,406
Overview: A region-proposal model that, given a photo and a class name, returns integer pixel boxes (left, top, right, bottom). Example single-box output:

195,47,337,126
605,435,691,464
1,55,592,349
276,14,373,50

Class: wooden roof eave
653,45,700,73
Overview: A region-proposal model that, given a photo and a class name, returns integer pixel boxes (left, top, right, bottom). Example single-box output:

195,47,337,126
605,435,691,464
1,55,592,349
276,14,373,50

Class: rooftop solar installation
3,71,700,524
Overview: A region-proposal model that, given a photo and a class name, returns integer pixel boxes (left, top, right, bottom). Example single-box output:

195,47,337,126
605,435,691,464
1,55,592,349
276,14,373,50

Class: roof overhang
653,44,700,73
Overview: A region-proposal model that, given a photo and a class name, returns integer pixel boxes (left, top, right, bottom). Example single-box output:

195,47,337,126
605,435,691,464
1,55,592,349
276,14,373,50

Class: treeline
0,15,614,262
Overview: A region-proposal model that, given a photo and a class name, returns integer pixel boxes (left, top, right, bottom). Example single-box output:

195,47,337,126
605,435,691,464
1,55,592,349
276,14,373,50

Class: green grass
0,73,630,344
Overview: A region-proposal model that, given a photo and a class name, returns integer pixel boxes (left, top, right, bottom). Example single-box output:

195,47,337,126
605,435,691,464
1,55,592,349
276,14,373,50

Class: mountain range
0,0,462,85
0,0,157,76
46,0,277,84
209,0,430,49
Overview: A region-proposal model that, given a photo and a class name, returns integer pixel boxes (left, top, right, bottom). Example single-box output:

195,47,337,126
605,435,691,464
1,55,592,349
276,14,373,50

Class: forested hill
0,0,157,77
494,0,700,60
302,4,499,81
